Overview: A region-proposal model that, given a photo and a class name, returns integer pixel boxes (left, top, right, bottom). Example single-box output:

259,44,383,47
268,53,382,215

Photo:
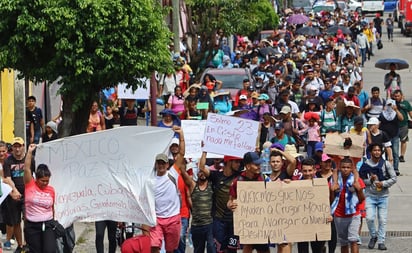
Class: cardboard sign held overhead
323,132,365,158
203,113,260,157
234,179,331,244
181,120,223,158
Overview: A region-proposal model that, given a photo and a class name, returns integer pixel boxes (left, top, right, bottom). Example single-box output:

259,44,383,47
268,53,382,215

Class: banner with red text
35,126,174,227
203,113,260,157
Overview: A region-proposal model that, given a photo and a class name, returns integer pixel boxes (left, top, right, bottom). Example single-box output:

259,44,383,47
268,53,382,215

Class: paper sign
181,120,223,158
117,79,150,99
196,102,209,110
0,182,12,205
203,113,260,157
35,126,174,227
234,179,331,244
323,132,365,158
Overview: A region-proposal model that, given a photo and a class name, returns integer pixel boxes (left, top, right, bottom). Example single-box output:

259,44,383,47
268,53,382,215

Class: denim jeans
365,196,388,243
191,223,216,253
175,217,189,253
360,48,367,66
391,136,400,172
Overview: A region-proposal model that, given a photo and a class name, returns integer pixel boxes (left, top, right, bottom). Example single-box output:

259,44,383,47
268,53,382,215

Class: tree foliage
184,0,279,74
0,0,172,135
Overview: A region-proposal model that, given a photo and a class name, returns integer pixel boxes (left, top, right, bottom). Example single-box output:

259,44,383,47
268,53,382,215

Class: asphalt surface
67,13,412,253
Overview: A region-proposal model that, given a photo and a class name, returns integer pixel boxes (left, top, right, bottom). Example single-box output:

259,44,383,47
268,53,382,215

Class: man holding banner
150,126,185,253
227,152,269,253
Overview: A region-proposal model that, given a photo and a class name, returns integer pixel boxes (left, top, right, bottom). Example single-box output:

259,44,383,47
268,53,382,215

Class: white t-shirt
155,165,181,218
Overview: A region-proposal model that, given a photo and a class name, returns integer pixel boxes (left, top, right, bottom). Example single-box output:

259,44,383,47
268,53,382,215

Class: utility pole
172,0,180,54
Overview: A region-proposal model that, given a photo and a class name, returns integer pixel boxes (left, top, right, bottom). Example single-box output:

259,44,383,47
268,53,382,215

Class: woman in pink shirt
24,144,56,253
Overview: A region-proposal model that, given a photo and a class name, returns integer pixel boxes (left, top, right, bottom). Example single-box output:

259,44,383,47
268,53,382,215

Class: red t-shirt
229,171,265,199
334,178,365,218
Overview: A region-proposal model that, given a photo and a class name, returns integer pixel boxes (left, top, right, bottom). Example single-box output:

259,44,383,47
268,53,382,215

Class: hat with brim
183,83,201,98
12,137,24,145
155,153,169,163
212,90,230,98
344,100,360,115
367,117,380,125
243,152,264,165
284,144,303,158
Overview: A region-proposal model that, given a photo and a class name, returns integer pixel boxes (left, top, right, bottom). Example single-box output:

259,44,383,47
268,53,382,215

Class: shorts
2,196,24,226
399,125,409,142
334,215,361,246
150,214,181,251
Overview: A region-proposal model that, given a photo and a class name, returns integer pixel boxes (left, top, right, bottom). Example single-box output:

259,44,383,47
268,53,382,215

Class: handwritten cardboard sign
35,126,174,227
117,79,150,99
181,120,223,158
234,179,331,244
203,113,260,157
323,132,365,158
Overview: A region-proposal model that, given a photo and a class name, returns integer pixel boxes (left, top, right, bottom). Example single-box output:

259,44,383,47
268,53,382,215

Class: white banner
117,79,150,99
35,126,173,227
203,113,260,157
181,120,223,159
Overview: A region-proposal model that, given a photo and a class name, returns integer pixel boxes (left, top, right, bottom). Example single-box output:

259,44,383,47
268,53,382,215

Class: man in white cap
151,127,185,253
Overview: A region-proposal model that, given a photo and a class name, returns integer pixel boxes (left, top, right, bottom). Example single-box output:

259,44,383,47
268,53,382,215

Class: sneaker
357,237,362,245
3,241,11,250
396,171,401,176
9,240,15,246
368,237,378,249
399,156,405,162
378,243,387,250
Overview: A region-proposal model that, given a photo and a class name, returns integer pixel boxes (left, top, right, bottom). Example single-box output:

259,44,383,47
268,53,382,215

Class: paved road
70,15,412,253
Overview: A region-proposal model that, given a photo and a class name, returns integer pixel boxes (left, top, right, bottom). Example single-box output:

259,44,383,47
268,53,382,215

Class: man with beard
227,152,269,253
392,90,412,162
200,154,242,253
178,150,215,253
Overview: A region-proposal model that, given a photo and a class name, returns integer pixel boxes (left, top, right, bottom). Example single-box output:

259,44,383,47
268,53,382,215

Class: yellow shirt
363,28,373,42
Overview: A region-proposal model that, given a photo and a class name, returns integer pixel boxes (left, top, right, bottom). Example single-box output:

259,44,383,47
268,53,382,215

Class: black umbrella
296,26,321,36
375,58,409,70
259,47,280,57
326,25,352,35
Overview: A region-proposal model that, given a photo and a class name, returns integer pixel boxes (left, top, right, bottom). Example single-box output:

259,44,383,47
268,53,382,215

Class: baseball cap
321,153,331,162
367,117,380,125
333,86,343,93
243,152,264,165
224,155,243,162
270,143,285,151
354,116,364,125
258,93,269,100
315,142,324,152
251,92,260,99
239,95,248,100
155,153,168,163
275,70,282,75
12,137,24,145
170,138,179,146
243,78,250,83
280,106,291,114
274,122,284,130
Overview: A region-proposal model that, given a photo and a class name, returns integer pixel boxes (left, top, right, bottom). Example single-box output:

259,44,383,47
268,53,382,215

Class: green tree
0,0,172,136
184,0,278,74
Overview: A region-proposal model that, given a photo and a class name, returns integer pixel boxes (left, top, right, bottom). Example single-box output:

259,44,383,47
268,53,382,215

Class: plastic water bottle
261,148,271,174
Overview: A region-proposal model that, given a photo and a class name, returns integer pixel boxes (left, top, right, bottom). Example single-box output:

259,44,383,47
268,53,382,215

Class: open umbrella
259,47,279,57
375,58,409,70
326,25,352,35
296,26,321,36
287,14,310,25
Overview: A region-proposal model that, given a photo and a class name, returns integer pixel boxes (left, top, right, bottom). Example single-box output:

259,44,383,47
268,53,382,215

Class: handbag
46,220,66,238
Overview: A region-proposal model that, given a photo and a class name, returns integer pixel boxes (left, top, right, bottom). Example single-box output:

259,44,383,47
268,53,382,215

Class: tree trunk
58,93,91,137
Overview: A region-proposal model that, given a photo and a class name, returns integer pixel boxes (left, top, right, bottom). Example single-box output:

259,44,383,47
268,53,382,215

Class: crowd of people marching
0,5,411,253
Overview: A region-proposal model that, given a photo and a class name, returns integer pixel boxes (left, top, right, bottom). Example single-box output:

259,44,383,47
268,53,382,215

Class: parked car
361,0,384,16
200,68,252,103
348,0,362,13
337,0,350,12
312,0,338,13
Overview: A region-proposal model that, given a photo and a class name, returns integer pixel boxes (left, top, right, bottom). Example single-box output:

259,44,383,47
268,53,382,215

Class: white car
348,0,362,13
361,0,384,15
